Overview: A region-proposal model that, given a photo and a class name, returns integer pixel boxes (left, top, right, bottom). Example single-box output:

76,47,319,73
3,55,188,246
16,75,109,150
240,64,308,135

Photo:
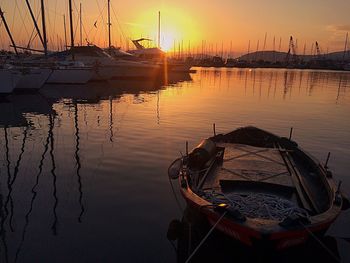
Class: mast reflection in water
0,69,349,262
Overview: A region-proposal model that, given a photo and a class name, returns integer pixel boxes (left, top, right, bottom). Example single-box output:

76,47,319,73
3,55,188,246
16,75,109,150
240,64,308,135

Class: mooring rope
299,221,341,263
185,211,227,263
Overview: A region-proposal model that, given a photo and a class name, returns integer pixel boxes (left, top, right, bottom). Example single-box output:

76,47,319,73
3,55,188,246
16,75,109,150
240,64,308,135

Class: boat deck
203,143,293,189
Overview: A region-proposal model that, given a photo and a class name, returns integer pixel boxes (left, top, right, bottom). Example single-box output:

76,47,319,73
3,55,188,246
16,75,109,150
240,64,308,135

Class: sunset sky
0,0,349,56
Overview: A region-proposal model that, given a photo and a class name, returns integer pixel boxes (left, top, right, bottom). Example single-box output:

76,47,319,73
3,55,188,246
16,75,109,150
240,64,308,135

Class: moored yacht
52,45,160,81
128,38,193,73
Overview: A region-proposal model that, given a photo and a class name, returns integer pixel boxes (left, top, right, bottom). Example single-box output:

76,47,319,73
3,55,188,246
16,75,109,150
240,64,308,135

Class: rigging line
72,0,80,42
26,5,42,49
94,0,107,43
110,4,128,42
14,125,51,263
185,211,227,263
90,4,107,44
14,0,31,40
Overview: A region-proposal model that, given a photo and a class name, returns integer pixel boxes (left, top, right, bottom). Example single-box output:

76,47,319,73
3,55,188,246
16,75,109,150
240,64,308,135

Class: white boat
13,67,52,91
45,61,93,84
54,46,160,81
128,38,193,73
0,68,21,94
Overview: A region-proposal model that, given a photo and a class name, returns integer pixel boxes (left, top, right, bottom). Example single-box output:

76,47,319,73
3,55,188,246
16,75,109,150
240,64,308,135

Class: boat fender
279,213,310,228
168,158,182,180
341,193,350,211
188,139,217,170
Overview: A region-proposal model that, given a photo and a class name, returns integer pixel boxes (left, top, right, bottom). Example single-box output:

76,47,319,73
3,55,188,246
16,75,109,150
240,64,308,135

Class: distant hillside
237,50,350,62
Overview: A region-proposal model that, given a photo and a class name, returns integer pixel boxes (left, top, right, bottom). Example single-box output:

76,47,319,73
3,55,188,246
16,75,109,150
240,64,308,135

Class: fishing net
201,191,309,221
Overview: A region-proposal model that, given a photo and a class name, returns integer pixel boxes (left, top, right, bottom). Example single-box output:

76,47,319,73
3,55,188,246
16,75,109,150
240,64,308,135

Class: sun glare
129,6,201,52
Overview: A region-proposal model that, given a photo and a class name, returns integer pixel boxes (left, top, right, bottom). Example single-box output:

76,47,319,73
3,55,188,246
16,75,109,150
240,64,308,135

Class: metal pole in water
289,127,293,140
213,123,216,136
186,141,189,156
324,152,331,169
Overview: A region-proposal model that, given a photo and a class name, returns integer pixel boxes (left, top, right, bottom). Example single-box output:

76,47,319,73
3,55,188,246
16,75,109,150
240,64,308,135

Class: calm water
0,68,349,262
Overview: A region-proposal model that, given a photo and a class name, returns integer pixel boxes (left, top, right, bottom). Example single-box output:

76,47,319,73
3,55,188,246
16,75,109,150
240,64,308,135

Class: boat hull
176,126,343,250
46,68,93,84
0,69,21,94
181,184,338,250
14,68,52,90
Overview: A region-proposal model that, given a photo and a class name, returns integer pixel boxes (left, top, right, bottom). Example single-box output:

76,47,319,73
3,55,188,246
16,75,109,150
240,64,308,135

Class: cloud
327,24,350,32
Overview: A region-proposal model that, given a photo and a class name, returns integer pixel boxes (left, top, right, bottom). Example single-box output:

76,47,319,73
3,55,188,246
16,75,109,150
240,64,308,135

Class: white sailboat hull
46,68,93,84
0,69,21,94
14,68,52,90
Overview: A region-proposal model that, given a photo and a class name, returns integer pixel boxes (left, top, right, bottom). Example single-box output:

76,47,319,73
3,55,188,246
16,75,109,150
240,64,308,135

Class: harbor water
0,68,349,262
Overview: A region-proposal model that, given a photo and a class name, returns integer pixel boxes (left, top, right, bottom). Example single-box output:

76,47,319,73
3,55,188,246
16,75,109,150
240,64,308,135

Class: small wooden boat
169,126,346,249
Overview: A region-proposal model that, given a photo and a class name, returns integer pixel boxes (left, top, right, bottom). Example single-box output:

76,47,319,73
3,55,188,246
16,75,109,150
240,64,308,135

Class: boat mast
69,0,74,48
41,0,48,55
0,7,18,55
25,0,44,48
63,15,68,50
343,32,348,61
108,0,111,49
158,11,161,48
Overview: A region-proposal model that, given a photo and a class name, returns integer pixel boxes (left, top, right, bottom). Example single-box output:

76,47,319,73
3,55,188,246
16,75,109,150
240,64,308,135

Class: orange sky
0,0,349,56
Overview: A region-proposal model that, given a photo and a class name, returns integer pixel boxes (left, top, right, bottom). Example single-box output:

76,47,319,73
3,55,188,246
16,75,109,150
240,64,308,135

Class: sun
160,29,181,52
129,6,201,52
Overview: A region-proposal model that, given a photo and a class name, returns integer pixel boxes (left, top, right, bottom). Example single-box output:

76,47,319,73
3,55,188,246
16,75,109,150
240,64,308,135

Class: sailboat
52,0,160,82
